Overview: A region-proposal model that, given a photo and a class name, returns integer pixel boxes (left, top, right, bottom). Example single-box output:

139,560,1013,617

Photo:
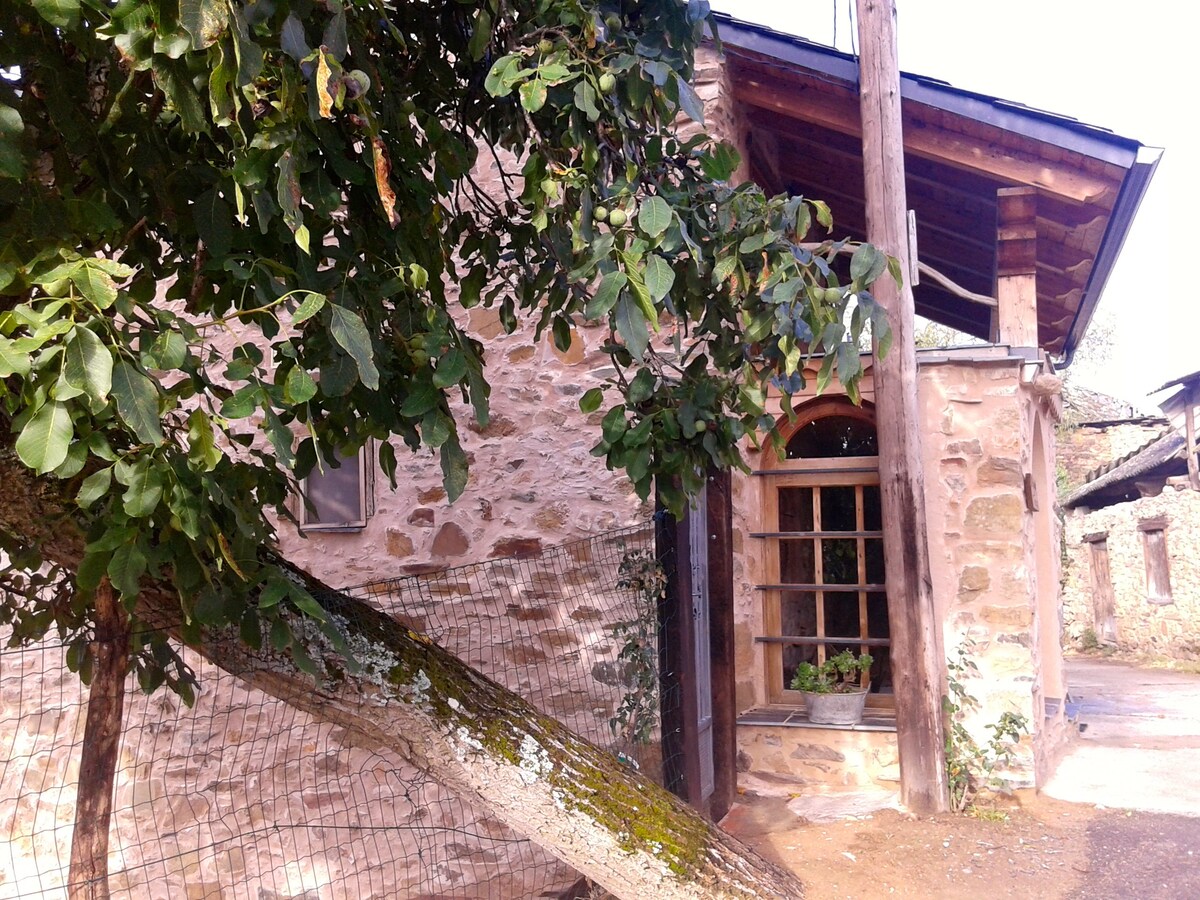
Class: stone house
1061,371,1200,659
278,14,1160,808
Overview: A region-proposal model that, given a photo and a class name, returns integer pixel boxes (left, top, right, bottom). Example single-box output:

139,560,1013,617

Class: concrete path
1043,657,1200,817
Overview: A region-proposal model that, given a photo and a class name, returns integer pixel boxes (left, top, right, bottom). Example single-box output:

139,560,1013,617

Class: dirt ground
722,789,1200,899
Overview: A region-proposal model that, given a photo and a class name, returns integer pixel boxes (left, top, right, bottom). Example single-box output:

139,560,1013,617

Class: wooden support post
855,0,949,814
655,490,699,804
996,187,1039,347
68,579,130,900
705,468,737,822
1185,386,1199,491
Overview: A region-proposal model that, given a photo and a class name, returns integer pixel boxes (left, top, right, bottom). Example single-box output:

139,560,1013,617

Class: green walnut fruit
823,287,843,304
538,38,554,54
593,205,609,222
598,72,617,93
400,98,417,115
607,208,627,227
605,13,622,29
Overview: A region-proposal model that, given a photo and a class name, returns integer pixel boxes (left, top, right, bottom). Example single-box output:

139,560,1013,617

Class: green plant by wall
609,549,664,746
944,638,1029,812
789,650,873,694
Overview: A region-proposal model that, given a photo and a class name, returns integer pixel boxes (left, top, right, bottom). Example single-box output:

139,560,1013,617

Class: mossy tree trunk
0,452,804,899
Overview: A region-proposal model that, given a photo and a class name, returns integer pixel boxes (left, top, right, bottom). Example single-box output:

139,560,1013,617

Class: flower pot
802,689,868,726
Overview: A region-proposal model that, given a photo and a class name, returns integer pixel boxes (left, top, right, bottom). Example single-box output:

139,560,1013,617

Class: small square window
300,446,371,531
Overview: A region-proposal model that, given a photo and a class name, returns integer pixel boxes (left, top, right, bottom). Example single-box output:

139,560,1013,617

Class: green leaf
121,458,164,517
283,365,318,404
108,540,148,598
601,405,628,444
484,54,519,97
585,270,628,320
615,297,649,360
637,197,672,238
0,105,24,179
76,466,113,509
579,387,604,413
63,326,114,404
850,242,887,285
519,79,548,113
155,62,208,133
622,260,659,332
432,348,467,389
0,338,32,378
31,0,79,28
16,401,73,474
193,189,233,257
180,0,230,49
263,407,295,469
812,200,834,231
70,264,118,309
220,384,260,419
440,439,469,502
700,143,740,181
675,76,705,125
739,230,778,255
329,306,380,390
147,330,188,370
644,254,675,301
291,291,325,324
111,361,164,445
400,378,438,417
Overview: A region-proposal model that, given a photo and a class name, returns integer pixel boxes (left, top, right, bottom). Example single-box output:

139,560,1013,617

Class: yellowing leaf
371,137,400,228
316,49,335,118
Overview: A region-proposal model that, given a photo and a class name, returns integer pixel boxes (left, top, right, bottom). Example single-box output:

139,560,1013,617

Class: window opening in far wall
1138,516,1173,605
300,445,372,531
754,401,892,707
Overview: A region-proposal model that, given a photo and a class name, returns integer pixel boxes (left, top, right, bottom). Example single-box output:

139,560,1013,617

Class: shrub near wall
1063,488,1200,660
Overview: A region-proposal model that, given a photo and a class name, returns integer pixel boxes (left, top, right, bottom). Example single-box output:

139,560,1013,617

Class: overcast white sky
710,0,1188,409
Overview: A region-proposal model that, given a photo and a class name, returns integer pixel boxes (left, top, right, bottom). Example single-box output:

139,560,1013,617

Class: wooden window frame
299,444,373,532
754,399,892,709
1139,518,1173,606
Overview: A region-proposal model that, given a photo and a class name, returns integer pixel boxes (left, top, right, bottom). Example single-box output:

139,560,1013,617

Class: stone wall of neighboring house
1062,487,1200,660
1057,420,1166,493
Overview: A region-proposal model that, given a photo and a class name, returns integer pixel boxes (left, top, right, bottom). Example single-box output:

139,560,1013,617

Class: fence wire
1,522,677,899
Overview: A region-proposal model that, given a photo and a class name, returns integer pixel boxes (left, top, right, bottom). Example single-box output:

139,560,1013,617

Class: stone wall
917,356,1064,788
728,353,1066,793
1,637,580,900
1062,487,1200,659
1057,419,1166,492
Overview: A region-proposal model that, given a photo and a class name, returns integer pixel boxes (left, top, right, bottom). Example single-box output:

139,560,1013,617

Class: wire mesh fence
1,522,676,899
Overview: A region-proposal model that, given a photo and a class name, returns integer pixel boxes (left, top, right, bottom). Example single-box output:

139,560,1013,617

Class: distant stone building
1061,372,1200,659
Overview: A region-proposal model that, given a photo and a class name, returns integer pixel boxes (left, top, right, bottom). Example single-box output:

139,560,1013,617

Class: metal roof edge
710,13,1144,166
1061,145,1163,366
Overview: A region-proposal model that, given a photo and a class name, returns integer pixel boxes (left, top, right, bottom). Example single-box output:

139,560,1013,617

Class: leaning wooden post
68,578,131,900
854,0,949,813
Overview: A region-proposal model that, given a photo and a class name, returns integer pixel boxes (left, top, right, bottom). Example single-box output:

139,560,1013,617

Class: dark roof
1153,369,1200,394
1064,431,1189,509
710,13,1162,363
1061,383,1161,425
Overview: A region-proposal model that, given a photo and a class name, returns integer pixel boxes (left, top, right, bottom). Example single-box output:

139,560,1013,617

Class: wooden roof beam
734,76,1121,207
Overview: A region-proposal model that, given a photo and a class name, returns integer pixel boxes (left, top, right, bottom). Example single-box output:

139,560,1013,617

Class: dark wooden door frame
655,469,737,821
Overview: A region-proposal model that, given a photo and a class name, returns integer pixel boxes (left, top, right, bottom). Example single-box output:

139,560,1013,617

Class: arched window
756,400,892,708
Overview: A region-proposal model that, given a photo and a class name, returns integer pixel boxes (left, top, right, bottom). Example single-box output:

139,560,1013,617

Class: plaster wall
1062,488,1200,659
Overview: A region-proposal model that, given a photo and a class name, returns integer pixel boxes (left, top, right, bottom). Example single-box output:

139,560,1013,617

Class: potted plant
790,650,874,725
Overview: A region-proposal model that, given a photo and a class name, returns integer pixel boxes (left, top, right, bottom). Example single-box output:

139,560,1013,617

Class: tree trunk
67,578,130,900
0,451,804,900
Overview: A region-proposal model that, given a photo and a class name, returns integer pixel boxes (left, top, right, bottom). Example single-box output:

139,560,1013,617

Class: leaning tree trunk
0,451,804,900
